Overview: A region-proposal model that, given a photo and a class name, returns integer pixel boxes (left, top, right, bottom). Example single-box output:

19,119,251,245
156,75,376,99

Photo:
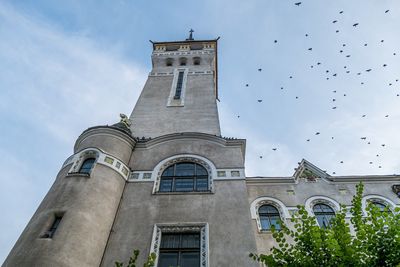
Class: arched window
179,57,187,66
259,205,281,231
193,57,201,65
166,58,173,67
370,201,391,213
159,162,209,192
313,203,335,228
79,158,96,174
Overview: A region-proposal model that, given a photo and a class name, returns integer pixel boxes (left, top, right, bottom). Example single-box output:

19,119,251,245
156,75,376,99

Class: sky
0,0,399,262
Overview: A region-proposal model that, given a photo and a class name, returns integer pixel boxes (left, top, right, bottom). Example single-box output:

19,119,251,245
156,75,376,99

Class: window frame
258,204,282,231
159,162,209,193
158,233,201,267
78,157,96,174
313,203,336,228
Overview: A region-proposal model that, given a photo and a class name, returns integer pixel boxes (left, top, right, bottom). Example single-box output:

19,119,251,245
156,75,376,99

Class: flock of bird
237,2,398,174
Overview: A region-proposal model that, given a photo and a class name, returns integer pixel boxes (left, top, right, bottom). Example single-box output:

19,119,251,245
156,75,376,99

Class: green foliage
115,249,157,267
250,183,400,267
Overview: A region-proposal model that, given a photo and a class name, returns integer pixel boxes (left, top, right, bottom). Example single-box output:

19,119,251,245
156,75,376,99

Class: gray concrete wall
3,164,125,267
4,127,135,267
100,181,258,267
130,51,220,138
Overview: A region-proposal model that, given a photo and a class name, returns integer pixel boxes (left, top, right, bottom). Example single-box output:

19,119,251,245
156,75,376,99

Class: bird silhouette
274,40,278,43
361,137,367,140
246,84,249,87
385,10,389,13
346,55,351,57
272,148,277,151
333,20,337,23
353,23,359,27
258,68,262,71
366,69,372,72
339,11,343,14
295,2,302,6
383,64,387,67
257,100,262,103
332,107,337,109
315,132,320,135
308,48,312,51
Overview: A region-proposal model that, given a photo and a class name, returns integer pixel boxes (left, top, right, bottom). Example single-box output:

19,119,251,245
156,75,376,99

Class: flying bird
259,156,263,159
246,84,249,87
306,139,310,142
381,40,384,42
272,148,277,151
258,68,262,71
340,161,344,163
346,55,351,57
366,69,372,72
361,137,367,140
383,64,387,67
333,20,337,23
385,10,389,13
339,11,343,14
295,2,302,6
308,48,312,51
257,100,262,103
353,23,359,27
362,115,366,117
274,40,278,43
317,62,321,65
332,107,337,109
364,43,368,46
315,132,320,135
336,30,340,33
385,115,389,117
381,144,386,147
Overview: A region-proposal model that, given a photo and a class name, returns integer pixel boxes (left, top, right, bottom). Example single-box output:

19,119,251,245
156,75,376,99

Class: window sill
66,172,90,178
154,191,213,195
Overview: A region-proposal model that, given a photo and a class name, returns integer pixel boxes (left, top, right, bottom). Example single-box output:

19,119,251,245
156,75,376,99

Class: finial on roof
186,29,194,41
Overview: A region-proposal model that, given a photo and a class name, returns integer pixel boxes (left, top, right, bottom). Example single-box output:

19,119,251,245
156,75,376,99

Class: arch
362,195,396,214
193,57,201,65
152,154,217,193
305,196,341,215
179,57,187,66
250,197,290,231
68,148,100,174
166,58,174,66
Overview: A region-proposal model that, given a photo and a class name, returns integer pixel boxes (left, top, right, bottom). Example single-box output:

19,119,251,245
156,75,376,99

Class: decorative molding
152,155,215,193
166,68,189,107
150,223,209,267
152,50,214,57
65,148,130,180
214,168,245,180
305,196,341,218
250,197,291,231
362,195,397,214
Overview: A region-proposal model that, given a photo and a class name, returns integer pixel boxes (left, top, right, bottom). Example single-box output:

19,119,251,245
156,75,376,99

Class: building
4,33,400,267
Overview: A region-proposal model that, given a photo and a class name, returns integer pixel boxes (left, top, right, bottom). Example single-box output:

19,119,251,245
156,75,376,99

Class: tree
250,183,400,267
115,249,157,267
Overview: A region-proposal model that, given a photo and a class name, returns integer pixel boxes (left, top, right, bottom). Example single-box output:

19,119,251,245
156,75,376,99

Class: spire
186,29,194,41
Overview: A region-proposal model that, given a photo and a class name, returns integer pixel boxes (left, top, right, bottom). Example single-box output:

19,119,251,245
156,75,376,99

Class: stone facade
3,37,400,267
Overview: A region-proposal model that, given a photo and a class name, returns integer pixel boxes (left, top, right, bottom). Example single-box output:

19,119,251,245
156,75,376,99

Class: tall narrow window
79,158,96,174
174,71,185,99
158,233,200,267
259,205,281,231
41,215,63,238
313,203,335,228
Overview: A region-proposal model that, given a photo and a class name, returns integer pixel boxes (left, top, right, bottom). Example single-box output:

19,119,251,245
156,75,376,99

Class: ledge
153,191,213,196
66,172,90,178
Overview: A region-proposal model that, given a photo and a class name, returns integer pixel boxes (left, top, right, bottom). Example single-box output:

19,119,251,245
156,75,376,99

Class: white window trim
152,154,217,193
149,223,209,267
167,68,189,107
362,195,397,215
250,197,290,231
305,196,341,215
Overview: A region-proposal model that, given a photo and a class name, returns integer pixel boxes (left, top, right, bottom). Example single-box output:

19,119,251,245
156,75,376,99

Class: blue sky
1,0,399,262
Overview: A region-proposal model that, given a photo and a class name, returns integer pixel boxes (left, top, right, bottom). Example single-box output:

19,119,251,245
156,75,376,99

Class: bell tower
130,32,220,138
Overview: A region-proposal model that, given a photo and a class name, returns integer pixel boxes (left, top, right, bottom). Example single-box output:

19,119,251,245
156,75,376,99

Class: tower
4,33,258,267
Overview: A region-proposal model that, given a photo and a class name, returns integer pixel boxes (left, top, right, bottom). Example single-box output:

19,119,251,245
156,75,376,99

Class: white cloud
0,3,147,262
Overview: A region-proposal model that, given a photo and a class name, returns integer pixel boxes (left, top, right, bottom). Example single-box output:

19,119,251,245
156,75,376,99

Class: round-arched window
370,201,391,213
79,158,96,174
259,205,281,231
159,162,209,192
313,203,335,228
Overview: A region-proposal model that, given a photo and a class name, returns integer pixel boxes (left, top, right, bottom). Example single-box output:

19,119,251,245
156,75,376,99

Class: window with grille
174,71,185,99
79,158,96,174
159,162,209,192
259,205,282,231
158,233,200,267
313,203,335,228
